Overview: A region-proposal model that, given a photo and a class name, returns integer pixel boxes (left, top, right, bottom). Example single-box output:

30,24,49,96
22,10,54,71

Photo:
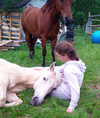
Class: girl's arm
64,67,80,113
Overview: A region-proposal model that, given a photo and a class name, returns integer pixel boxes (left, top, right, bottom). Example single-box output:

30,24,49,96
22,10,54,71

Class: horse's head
30,62,61,106
60,0,74,26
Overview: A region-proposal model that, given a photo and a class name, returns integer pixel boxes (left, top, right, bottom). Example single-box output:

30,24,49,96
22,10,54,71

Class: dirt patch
89,84,100,90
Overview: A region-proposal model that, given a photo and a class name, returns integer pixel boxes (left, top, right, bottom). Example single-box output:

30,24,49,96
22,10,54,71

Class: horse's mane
41,0,56,13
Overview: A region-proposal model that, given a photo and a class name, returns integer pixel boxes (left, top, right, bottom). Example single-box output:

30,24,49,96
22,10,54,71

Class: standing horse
21,0,74,67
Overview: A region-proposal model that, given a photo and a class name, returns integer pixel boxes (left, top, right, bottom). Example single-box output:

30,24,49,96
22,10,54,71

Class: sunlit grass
0,28,100,118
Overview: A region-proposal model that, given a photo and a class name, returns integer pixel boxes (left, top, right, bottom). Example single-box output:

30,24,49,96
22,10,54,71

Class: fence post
9,15,12,40
19,13,22,40
88,12,91,39
88,12,100,39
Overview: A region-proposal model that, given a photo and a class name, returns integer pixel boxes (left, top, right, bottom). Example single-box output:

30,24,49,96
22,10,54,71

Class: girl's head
55,41,79,61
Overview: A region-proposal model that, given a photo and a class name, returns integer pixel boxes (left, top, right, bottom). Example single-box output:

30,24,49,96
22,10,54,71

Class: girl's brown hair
55,41,79,61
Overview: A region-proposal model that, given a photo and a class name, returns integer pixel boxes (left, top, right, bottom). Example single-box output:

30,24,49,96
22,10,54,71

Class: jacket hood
66,59,86,73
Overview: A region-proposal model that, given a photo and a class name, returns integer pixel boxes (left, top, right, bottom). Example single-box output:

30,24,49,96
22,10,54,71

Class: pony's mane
41,0,56,13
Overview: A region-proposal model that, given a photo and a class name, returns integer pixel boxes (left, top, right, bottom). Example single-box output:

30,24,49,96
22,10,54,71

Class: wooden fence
0,12,22,51
88,12,100,38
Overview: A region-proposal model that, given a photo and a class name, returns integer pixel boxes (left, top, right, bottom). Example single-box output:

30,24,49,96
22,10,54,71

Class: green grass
0,28,100,118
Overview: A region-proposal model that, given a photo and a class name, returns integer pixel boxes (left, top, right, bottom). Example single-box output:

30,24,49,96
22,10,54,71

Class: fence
88,12,100,38
0,12,22,51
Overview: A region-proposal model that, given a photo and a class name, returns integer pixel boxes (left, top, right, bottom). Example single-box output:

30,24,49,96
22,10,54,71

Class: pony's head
30,62,61,106
60,0,74,26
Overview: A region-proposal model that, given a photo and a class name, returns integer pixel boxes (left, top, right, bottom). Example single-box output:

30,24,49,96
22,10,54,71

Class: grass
0,28,100,118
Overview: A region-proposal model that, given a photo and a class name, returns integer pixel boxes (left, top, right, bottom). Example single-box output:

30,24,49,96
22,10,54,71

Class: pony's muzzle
64,17,72,26
30,96,43,106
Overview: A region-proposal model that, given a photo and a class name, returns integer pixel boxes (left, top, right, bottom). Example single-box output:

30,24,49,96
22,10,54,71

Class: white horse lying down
0,58,61,107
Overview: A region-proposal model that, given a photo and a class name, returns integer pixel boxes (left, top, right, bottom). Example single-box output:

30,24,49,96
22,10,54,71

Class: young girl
49,41,86,114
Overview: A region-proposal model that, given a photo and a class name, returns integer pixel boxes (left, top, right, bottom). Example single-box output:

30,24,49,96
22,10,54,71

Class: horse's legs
31,37,37,56
25,31,36,59
50,37,57,63
25,31,33,59
4,92,23,107
41,36,47,67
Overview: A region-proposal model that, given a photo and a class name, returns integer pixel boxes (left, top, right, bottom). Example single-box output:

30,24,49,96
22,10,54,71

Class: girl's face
56,52,70,62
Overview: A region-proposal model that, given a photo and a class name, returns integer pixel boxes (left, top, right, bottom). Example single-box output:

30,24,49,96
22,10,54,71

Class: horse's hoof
32,52,34,56
42,64,45,67
29,55,32,59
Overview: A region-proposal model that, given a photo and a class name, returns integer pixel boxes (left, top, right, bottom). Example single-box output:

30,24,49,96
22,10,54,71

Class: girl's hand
66,107,74,114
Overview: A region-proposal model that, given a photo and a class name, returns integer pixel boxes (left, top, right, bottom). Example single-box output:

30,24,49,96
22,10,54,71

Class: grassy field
0,28,100,118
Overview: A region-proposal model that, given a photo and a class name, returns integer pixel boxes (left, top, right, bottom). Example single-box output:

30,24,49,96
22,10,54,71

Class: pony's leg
41,36,47,67
50,37,57,63
0,77,8,107
0,87,6,107
4,92,23,107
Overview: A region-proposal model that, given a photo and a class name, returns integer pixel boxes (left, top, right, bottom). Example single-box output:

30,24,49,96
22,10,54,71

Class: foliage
73,11,86,25
72,0,100,25
0,27,100,117
1,0,24,12
1,0,100,24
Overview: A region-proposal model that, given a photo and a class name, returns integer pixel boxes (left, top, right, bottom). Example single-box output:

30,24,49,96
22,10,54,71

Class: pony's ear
50,62,56,72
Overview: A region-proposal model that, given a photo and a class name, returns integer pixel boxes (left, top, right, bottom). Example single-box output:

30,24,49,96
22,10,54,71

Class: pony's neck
23,68,42,87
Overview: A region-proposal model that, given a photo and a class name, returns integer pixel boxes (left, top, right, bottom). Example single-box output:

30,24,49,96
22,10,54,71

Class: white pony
0,58,61,107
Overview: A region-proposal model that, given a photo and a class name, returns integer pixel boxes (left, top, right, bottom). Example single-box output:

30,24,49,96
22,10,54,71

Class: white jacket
56,59,86,108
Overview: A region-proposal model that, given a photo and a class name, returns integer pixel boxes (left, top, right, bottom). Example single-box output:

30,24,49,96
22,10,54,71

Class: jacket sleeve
64,67,80,108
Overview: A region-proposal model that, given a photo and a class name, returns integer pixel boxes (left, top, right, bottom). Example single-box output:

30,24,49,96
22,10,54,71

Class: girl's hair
55,41,79,61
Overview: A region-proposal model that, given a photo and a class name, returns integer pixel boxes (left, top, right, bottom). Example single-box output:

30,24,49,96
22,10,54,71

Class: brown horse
21,0,74,67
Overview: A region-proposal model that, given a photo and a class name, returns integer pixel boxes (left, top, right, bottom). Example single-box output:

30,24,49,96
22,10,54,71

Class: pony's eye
60,0,63,2
43,77,46,81
43,77,48,81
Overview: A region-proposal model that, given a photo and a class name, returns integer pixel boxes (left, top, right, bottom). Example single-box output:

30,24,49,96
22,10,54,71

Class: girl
49,41,86,114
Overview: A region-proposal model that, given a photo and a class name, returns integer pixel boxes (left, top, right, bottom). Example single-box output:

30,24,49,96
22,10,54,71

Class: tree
0,0,27,12
71,0,100,31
